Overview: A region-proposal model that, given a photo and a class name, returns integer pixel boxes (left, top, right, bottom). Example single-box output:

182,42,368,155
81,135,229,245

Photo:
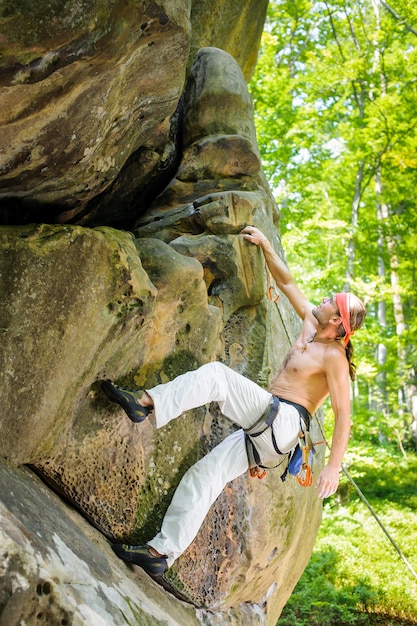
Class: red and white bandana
335,292,353,346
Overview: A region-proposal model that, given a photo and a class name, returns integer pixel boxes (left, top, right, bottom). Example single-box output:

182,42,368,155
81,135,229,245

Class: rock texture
0,460,204,626
0,4,324,625
0,0,267,226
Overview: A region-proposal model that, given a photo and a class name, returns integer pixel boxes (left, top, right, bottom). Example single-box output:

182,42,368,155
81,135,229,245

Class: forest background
249,1,417,624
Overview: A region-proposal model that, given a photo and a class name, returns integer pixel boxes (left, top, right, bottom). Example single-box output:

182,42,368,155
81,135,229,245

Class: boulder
0,459,204,626
0,214,324,622
0,11,324,626
0,0,267,226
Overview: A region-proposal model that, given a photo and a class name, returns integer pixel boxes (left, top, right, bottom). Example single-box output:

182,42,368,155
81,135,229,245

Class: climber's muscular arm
241,226,311,320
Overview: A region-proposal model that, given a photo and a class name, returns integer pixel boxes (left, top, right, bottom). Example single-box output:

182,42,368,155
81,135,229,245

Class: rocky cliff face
0,2,324,625
0,0,266,227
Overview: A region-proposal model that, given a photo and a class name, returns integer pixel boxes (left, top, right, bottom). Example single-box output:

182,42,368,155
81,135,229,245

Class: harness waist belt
274,397,311,430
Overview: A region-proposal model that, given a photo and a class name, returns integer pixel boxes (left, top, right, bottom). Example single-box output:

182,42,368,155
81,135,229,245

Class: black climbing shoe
112,544,168,576
101,380,151,423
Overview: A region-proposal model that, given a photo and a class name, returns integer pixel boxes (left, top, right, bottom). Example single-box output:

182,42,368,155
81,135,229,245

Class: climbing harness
244,396,285,480
258,267,417,582
254,271,324,484
244,394,321,485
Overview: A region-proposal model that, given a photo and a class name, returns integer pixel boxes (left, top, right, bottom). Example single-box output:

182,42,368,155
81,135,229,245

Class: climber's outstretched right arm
241,226,312,320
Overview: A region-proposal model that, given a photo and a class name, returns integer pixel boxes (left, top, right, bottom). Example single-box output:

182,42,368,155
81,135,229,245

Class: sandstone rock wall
0,460,204,626
0,3,324,625
0,0,267,226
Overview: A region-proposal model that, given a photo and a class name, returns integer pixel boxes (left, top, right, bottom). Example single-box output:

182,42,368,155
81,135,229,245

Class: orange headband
335,292,353,347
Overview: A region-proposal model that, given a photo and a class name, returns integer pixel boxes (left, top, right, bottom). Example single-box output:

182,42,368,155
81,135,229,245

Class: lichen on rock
0,4,323,625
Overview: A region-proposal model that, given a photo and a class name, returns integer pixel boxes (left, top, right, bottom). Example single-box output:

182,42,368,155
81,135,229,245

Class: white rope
340,461,417,582
267,275,417,583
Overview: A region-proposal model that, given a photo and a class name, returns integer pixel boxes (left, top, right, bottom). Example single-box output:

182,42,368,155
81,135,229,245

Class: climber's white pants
146,362,300,566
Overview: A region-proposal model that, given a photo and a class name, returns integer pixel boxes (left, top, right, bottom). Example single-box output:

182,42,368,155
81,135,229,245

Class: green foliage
249,0,417,445
250,5,417,622
278,442,417,625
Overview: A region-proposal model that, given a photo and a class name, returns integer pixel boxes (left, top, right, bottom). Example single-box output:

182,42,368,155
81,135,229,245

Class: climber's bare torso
239,225,362,498
269,325,347,415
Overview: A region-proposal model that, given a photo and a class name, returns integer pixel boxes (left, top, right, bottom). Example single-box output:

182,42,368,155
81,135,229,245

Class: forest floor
278,439,417,626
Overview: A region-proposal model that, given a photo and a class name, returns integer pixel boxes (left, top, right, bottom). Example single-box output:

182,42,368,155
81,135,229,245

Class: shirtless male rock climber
101,225,367,576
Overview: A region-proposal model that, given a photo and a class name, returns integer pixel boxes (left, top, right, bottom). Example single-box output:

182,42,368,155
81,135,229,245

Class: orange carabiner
296,465,313,487
250,466,267,480
268,273,280,304
296,433,313,486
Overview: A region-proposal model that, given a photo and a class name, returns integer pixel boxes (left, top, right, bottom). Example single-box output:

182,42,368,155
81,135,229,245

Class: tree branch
379,0,417,37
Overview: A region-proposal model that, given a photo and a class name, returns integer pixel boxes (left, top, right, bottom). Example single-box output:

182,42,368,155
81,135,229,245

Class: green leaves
279,443,417,625
250,0,417,444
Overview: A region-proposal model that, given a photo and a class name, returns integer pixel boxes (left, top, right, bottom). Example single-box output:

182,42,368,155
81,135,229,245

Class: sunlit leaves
250,0,417,442
279,443,417,624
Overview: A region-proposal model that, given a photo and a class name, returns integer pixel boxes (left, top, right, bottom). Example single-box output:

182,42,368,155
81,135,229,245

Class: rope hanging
316,415,417,583
257,272,280,388
259,267,417,583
